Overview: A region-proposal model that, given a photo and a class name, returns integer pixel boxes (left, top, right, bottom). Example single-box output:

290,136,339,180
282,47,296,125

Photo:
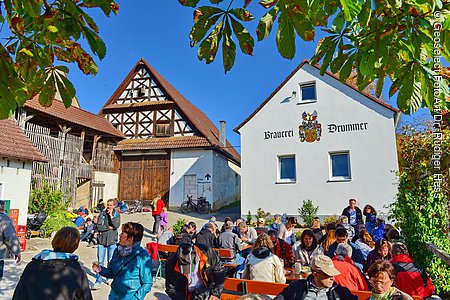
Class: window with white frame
299,82,316,102
278,155,296,182
329,152,351,180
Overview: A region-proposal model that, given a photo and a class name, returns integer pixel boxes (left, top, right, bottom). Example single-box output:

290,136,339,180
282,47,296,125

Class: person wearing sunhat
274,255,358,300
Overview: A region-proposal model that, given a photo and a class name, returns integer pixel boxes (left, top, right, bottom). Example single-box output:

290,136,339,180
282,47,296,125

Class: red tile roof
114,136,211,151
0,119,47,162
24,96,125,139
100,59,240,164
234,60,400,133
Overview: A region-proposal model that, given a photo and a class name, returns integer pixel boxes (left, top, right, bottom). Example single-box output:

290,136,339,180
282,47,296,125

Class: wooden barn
100,59,240,209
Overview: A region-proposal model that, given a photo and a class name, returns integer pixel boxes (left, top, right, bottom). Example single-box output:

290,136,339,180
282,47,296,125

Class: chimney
219,120,226,147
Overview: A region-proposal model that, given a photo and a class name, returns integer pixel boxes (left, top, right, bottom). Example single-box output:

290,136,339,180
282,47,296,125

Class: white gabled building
235,61,400,216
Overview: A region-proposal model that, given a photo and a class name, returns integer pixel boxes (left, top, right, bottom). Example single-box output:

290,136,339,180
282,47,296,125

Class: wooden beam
91,135,101,165
425,242,450,267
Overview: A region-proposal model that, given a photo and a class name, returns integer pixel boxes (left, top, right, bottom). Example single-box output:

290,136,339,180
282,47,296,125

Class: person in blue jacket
93,222,152,300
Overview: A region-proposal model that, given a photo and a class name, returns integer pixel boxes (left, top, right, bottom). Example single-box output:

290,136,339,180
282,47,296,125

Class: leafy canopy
0,0,119,119
178,0,450,115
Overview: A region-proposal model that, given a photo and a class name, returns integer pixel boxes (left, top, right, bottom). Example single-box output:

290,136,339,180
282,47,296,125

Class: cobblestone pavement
0,207,239,299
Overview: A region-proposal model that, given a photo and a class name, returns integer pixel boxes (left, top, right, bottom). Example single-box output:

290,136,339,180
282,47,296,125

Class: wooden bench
220,278,423,300
220,278,288,299
213,248,240,268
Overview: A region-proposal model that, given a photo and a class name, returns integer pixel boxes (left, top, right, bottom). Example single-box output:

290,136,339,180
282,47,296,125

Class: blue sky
67,1,427,150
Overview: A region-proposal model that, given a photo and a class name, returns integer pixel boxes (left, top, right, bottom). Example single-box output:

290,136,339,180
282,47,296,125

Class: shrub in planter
324,215,338,226
173,218,186,235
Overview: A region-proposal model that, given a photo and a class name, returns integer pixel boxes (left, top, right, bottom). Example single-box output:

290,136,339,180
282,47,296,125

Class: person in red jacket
391,243,435,298
332,243,369,291
151,194,165,235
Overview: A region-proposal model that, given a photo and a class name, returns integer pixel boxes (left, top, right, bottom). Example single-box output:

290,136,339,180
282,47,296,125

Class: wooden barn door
119,154,170,203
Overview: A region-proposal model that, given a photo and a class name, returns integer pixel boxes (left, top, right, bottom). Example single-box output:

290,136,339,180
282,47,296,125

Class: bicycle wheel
180,201,193,213
198,202,211,214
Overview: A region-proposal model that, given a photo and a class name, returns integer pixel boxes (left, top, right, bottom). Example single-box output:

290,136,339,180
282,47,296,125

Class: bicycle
180,195,211,214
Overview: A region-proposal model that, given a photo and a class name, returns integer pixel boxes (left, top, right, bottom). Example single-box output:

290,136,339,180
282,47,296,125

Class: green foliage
246,210,252,225
255,208,271,222
298,199,319,227
179,0,450,114
390,123,450,296
41,210,77,237
29,183,66,214
324,215,338,226
0,0,119,119
173,217,187,235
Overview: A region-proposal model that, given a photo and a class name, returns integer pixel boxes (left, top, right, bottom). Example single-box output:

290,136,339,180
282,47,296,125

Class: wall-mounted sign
328,122,368,134
299,111,322,143
264,129,294,140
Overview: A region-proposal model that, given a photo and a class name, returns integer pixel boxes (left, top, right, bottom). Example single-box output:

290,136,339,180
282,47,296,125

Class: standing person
92,198,121,290
274,255,358,300
13,227,91,299
159,206,168,233
242,234,286,283
0,200,21,281
151,194,165,236
363,205,377,236
93,222,153,300
341,198,363,235
278,216,297,245
165,236,225,299
97,199,105,212
367,260,413,300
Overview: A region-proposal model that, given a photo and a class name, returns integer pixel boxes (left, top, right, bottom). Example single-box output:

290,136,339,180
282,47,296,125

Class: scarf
118,242,139,257
369,287,396,300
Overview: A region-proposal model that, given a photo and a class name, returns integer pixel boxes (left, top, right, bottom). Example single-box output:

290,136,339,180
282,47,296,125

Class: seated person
96,199,105,212
242,234,286,283
326,227,365,270
268,230,295,268
332,243,369,291
119,200,128,213
391,243,435,298
165,235,225,299
218,221,242,256
274,255,358,300
367,260,413,300
364,238,392,272
78,205,89,216
311,217,324,241
293,229,324,266
239,221,258,244
254,218,268,235
80,217,97,246
158,227,174,245
196,222,217,249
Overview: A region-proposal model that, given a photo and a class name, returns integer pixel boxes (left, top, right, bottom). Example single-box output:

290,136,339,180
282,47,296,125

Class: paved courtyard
0,208,239,299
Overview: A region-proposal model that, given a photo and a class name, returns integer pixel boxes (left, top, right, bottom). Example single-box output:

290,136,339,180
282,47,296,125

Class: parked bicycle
180,195,211,214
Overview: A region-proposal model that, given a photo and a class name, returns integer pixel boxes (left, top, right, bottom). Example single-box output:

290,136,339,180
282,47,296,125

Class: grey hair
391,242,409,255
239,294,273,300
336,243,353,257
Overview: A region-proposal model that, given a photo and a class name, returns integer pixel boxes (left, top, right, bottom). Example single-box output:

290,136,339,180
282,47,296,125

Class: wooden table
241,243,252,250
284,268,309,282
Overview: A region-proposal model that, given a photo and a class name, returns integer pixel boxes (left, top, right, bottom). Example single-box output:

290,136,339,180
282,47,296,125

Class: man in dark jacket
92,198,121,290
196,222,218,249
326,227,365,270
275,255,357,300
165,237,225,300
341,198,363,234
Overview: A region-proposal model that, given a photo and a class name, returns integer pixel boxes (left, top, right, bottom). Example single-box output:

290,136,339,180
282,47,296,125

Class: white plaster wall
169,149,213,207
212,154,241,210
93,171,119,201
239,64,399,216
0,158,33,225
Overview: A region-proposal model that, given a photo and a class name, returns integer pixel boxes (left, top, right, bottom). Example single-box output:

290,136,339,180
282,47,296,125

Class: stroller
26,211,48,239
130,200,143,213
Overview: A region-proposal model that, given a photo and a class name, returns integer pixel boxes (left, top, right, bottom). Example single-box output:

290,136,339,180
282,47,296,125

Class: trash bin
16,225,27,252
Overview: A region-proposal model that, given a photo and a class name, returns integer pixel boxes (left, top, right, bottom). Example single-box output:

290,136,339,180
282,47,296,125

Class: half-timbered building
15,95,125,209
100,59,241,209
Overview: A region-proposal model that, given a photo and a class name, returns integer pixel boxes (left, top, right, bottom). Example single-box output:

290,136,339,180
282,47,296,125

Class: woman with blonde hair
13,227,92,299
321,223,337,253
243,234,286,283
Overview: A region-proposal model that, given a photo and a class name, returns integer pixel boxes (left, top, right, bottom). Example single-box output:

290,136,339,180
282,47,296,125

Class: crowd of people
0,197,440,299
